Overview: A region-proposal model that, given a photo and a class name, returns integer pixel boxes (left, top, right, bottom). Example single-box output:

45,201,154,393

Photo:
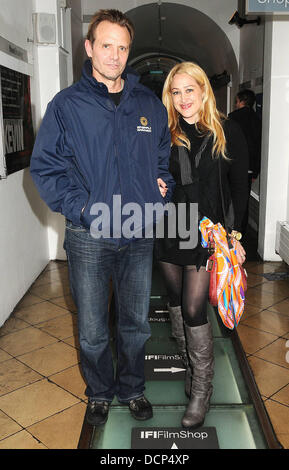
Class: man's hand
157,178,168,198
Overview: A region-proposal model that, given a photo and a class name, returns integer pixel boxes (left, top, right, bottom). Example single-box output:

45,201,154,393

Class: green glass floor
89,266,272,449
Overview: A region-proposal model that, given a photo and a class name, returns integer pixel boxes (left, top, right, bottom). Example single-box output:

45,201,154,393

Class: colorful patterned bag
199,217,247,329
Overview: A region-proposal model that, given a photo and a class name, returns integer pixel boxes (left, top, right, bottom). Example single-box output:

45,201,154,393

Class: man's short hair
86,9,135,45
237,89,256,108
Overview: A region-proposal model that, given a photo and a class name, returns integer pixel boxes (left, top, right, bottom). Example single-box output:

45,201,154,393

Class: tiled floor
238,260,289,449
0,256,289,449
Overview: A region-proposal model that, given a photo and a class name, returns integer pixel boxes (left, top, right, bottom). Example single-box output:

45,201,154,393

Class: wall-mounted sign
0,65,34,176
0,36,28,63
246,0,289,14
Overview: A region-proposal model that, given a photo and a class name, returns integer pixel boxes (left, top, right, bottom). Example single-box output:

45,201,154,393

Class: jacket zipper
114,105,121,192
72,157,90,220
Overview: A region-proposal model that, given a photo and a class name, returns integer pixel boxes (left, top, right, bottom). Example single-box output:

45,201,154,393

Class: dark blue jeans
64,221,153,403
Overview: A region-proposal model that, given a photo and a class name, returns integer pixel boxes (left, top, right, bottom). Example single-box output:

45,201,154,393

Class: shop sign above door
246,0,289,14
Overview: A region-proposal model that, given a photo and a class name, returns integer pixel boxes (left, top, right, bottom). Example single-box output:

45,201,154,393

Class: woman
155,62,248,429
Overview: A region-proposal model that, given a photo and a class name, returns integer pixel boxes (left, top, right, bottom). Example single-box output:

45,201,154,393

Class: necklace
112,79,124,93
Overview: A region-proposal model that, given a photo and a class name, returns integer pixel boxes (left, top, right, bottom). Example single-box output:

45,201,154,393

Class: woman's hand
157,178,168,198
234,240,246,265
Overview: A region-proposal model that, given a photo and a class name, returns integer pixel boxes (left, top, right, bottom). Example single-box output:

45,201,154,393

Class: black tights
158,261,210,327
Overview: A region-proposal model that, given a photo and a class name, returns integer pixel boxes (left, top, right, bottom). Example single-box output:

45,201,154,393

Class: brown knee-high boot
182,322,214,429
167,304,191,397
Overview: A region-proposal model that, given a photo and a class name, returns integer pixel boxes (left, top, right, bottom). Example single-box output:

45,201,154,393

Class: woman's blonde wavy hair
162,62,227,158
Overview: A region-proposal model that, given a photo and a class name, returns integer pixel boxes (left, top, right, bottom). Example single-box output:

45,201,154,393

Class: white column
258,16,289,261
33,0,73,260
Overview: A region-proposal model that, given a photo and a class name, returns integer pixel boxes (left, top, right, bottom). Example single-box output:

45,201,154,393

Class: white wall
0,170,49,325
68,0,84,82
258,16,289,261
33,0,74,261
0,0,49,326
239,20,264,87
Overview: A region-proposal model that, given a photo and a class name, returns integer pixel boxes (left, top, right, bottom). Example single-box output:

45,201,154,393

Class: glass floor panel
143,338,250,405
91,405,267,449
89,265,276,450
149,300,224,338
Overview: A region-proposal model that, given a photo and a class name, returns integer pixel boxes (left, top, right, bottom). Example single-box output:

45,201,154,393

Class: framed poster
0,65,34,177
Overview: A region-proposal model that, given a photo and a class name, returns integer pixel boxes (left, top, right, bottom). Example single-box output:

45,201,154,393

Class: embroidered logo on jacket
137,116,151,133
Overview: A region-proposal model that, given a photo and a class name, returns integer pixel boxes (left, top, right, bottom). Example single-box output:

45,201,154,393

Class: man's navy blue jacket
30,60,175,243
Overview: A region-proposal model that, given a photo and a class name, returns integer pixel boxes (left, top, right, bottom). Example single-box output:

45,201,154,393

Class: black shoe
128,396,153,421
85,400,109,426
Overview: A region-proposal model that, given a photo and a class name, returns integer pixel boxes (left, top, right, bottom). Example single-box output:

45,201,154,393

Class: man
229,89,262,235
30,9,174,426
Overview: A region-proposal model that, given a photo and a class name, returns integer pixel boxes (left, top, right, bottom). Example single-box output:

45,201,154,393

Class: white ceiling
127,3,237,78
